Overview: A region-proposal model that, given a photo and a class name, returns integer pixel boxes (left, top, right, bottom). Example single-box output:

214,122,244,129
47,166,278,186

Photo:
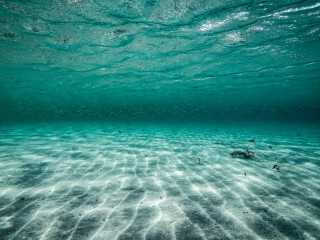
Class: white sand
0,122,319,240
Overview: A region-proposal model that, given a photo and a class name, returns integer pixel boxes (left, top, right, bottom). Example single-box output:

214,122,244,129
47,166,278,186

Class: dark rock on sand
230,150,255,159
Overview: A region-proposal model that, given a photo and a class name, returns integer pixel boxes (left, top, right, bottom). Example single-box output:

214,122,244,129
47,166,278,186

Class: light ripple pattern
0,0,319,121
0,122,319,239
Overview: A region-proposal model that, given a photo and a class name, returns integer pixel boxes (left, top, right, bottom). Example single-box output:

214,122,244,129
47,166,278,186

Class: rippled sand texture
0,123,319,240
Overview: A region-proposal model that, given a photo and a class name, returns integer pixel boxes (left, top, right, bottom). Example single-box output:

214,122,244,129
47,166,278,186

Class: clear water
0,0,320,239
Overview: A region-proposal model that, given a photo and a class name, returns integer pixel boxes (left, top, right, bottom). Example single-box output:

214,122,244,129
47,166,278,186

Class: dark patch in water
1,32,17,38
230,150,255,159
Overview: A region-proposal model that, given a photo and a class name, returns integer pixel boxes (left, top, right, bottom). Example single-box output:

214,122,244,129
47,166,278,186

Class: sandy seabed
0,122,319,240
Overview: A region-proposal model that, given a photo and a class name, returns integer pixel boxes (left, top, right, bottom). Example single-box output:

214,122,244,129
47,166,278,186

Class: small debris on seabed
273,165,280,171
197,158,201,165
269,145,272,149
230,150,255,159
244,173,247,176
249,139,255,143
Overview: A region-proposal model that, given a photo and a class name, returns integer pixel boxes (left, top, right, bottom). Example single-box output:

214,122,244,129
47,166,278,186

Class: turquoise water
0,0,320,122
0,122,320,239
1,0,320,239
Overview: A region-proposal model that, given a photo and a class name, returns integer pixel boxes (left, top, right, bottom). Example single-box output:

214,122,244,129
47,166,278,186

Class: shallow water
1,0,320,239
0,122,319,239
1,0,320,122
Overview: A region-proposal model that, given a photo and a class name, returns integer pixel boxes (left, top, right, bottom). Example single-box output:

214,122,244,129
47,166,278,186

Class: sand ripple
0,123,319,240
